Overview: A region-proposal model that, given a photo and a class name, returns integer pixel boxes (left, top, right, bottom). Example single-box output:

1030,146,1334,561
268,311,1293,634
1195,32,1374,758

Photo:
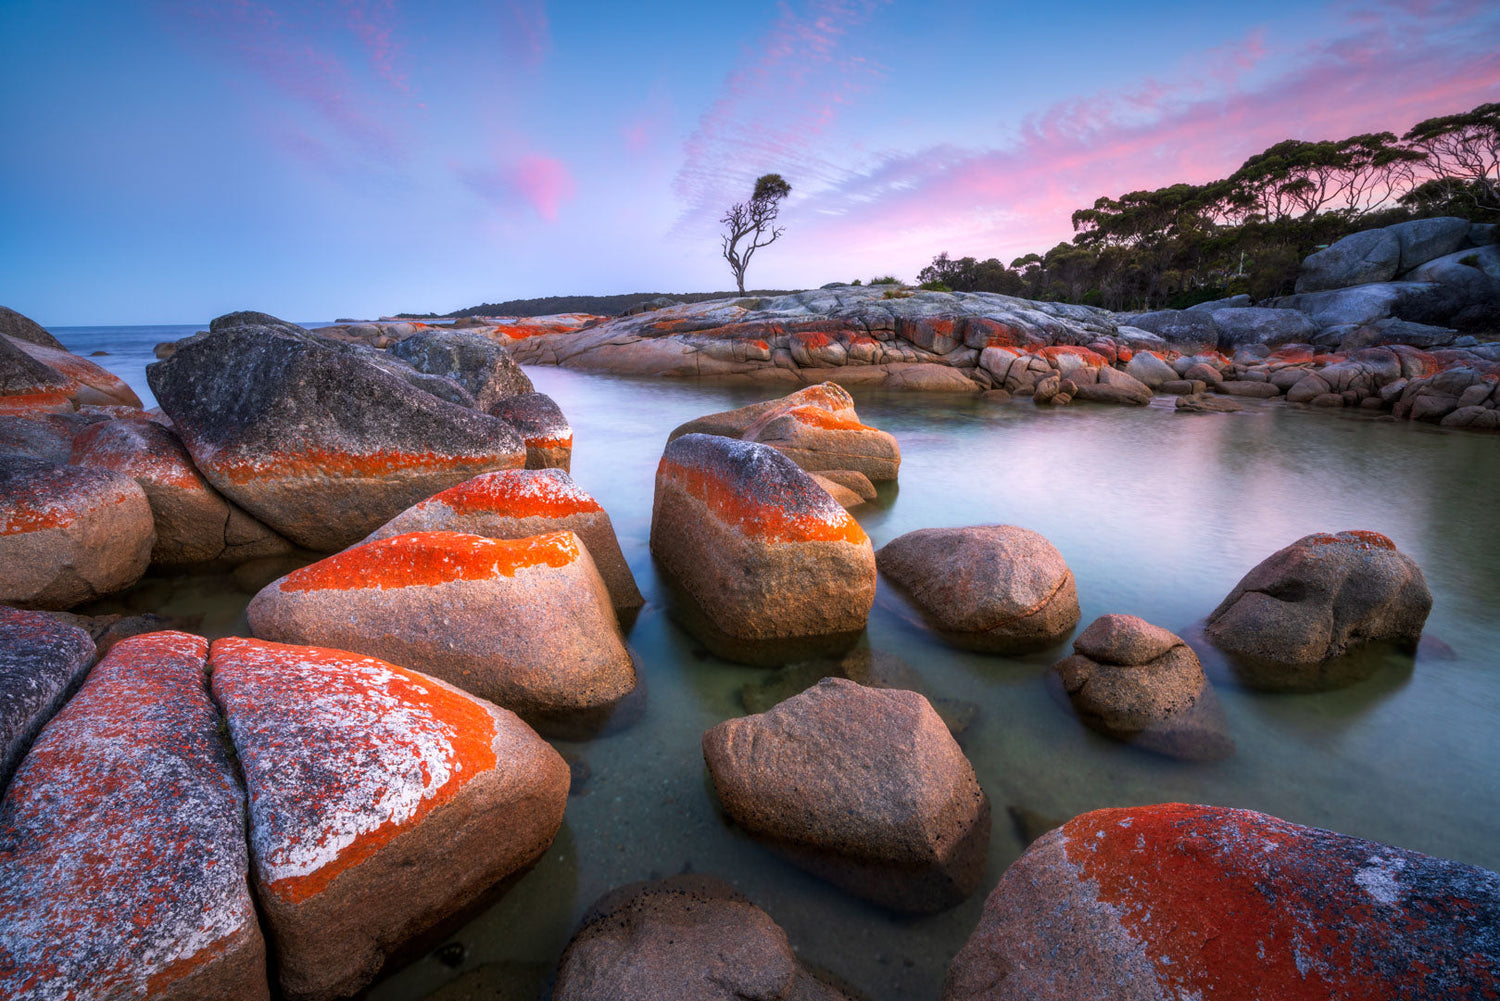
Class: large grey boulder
1186,294,1252,312
1405,243,1500,283
1120,310,1217,353
389,327,533,409
0,606,95,792
1296,228,1402,293
0,306,66,351
1123,351,1176,388
1208,307,1317,349
1389,216,1471,272
1270,282,1434,327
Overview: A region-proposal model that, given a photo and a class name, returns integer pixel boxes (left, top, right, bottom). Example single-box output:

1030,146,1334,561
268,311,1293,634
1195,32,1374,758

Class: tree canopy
721,173,792,295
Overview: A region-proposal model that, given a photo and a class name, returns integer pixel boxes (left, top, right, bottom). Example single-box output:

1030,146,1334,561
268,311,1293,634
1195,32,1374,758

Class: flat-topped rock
147,313,527,551
487,391,573,470
0,455,155,608
209,637,569,1001
553,875,858,1001
651,434,876,664
0,631,269,1001
70,417,292,566
366,467,643,618
248,530,637,737
1206,530,1432,689
0,606,95,792
944,803,1500,1001
705,678,990,913
876,525,1080,653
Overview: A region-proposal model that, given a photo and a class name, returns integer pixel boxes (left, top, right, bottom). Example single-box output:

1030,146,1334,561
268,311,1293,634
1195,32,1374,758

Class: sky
2,0,1498,324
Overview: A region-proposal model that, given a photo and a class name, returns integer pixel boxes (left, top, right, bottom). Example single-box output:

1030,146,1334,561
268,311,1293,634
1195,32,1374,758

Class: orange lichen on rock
207,637,500,904
657,455,867,546
207,444,522,484
277,529,582,592
1303,529,1398,551
425,469,603,519
1038,345,1109,367
0,392,75,416
785,405,876,432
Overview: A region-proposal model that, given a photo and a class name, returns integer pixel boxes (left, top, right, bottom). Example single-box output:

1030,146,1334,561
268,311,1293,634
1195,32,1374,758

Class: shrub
869,275,901,285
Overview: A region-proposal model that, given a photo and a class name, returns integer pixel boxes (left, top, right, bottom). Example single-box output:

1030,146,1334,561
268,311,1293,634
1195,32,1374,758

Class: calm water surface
76,339,1500,1000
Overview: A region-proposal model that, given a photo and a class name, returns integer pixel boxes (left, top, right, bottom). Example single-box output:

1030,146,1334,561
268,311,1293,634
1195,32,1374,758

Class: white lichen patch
1354,855,1406,905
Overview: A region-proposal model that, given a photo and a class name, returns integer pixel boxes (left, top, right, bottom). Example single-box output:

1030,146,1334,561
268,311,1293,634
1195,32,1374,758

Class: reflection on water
91,364,1500,1000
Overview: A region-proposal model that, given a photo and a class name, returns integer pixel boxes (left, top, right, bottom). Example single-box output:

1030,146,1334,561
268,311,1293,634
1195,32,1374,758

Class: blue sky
2,0,1497,324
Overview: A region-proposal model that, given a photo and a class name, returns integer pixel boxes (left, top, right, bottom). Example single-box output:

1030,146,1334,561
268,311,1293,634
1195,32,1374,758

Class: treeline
400,289,800,320
917,102,1500,310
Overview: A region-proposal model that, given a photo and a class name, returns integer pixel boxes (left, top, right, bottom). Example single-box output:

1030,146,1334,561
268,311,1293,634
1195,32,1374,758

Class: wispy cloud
457,153,576,222
339,0,408,93
500,0,550,65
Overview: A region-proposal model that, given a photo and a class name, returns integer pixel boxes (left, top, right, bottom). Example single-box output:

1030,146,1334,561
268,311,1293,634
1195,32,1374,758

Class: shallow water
82,356,1500,999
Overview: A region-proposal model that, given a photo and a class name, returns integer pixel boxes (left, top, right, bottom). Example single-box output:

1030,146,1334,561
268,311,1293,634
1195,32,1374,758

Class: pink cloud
339,0,408,93
793,0,1500,274
458,153,576,222
501,0,550,64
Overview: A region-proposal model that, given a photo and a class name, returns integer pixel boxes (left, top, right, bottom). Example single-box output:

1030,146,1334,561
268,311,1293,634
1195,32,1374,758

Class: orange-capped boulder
70,418,293,566
146,313,527,551
247,530,638,736
944,804,1500,1001
4,334,142,408
650,434,876,664
488,392,573,471
0,455,155,608
0,336,76,415
209,637,569,1001
365,468,643,618
0,632,269,1000
668,382,860,441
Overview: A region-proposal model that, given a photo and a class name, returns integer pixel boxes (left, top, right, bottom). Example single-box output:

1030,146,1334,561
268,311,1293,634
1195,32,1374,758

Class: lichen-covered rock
1205,530,1432,688
0,606,95,792
704,678,990,913
0,414,75,463
669,383,862,442
0,632,269,1001
487,391,572,471
1071,366,1151,405
4,335,142,409
70,417,293,566
1123,351,1176,388
247,530,637,737
876,525,1080,653
147,314,527,551
650,434,876,664
943,803,1500,1001
1050,614,1232,761
0,305,67,350
209,637,569,1001
0,336,76,415
0,455,155,608
553,875,858,1001
388,327,534,408
365,468,642,618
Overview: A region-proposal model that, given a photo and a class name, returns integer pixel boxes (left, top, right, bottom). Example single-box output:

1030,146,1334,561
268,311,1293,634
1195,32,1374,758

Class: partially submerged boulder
943,803,1500,1001
651,434,876,664
553,875,857,1001
366,468,643,618
0,632,269,1001
70,417,293,566
209,637,569,1001
1205,530,1432,689
1050,614,1232,761
487,391,572,470
0,455,155,608
0,606,95,792
247,530,638,738
876,525,1080,653
704,678,990,913
147,314,527,551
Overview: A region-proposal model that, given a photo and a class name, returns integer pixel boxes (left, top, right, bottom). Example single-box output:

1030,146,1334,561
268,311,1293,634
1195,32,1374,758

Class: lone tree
721,173,791,294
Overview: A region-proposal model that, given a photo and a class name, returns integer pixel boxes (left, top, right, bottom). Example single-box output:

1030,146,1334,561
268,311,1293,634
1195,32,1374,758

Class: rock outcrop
366,468,643,618
944,803,1500,1001
147,313,527,551
69,417,293,566
0,455,155,608
876,525,1080,653
208,637,569,1001
552,875,857,1001
0,306,67,351
247,530,638,737
703,678,990,913
0,606,95,791
487,391,572,471
1205,530,1432,689
1050,614,1232,760
0,632,269,1001
388,326,534,409
651,434,876,664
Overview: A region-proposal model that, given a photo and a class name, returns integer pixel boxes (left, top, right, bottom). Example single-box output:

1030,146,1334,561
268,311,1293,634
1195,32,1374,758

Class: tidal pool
90,364,1500,1000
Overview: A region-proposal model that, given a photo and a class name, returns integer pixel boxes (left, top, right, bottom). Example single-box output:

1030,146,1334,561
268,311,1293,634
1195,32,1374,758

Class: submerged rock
209,637,569,1001
1205,530,1432,689
366,467,644,619
704,678,990,913
248,530,638,738
651,434,876,665
876,525,1079,653
1050,614,1232,760
147,313,526,551
0,606,95,792
944,803,1500,1001
0,632,269,1000
553,875,859,1001
0,455,155,608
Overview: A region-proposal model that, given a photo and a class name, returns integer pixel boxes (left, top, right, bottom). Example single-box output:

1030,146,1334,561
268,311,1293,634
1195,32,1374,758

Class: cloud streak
457,153,576,222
